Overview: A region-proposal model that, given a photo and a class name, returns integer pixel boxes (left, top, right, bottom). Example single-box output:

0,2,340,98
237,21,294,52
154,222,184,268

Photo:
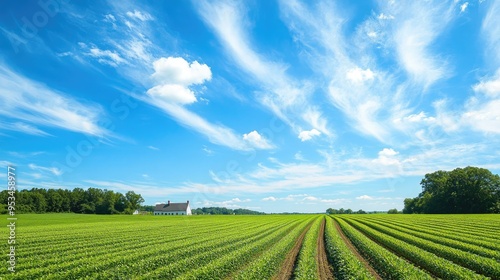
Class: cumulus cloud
473,71,500,98
346,67,375,83
262,196,277,201
151,57,212,86
243,130,274,149
462,100,500,133
403,112,436,123
460,2,469,13
147,57,212,105
298,129,321,141
356,195,373,200
375,148,400,166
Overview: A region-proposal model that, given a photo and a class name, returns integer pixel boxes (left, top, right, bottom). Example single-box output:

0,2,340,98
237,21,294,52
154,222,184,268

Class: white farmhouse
154,200,191,216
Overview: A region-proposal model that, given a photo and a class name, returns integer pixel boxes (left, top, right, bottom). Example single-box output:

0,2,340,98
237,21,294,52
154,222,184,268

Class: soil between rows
317,218,334,280
333,219,382,280
273,222,313,280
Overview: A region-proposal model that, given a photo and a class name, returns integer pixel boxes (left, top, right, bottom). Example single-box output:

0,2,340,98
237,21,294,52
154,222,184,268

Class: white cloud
147,84,197,105
151,57,212,86
0,65,108,137
141,56,252,150
356,195,373,200
126,10,153,21
195,0,330,137
403,112,436,123
88,47,126,67
462,100,500,133
147,57,211,105
148,145,159,150
482,0,500,63
460,2,469,13
375,148,400,166
142,99,249,150
378,148,398,157
346,67,375,83
473,71,500,98
377,13,394,20
203,146,214,155
298,129,321,141
263,194,347,204
28,164,62,176
243,130,274,149
387,1,454,87
279,0,390,142
294,152,305,161
0,122,51,136
104,14,116,22
202,198,252,209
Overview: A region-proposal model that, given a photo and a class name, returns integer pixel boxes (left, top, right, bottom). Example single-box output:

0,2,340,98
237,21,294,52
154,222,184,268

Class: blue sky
1,0,500,213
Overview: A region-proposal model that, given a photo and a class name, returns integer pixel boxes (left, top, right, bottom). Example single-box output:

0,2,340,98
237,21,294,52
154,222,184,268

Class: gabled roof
155,202,189,212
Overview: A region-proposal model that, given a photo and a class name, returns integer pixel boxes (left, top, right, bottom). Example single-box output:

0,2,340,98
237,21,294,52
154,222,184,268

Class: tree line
191,207,265,215
404,166,500,214
0,188,144,214
326,208,368,214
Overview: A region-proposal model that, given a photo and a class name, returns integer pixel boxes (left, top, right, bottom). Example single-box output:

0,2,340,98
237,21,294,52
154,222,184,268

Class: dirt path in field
317,218,334,280
273,223,312,280
334,220,382,280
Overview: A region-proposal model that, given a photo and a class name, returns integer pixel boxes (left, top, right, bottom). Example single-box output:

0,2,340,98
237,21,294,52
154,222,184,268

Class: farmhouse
154,200,192,216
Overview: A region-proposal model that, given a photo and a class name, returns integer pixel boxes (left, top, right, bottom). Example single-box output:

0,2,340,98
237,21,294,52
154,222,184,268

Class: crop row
231,216,314,279
375,217,499,246
346,217,500,279
7,217,302,279
14,219,265,270
292,216,322,279
351,216,500,260
324,216,375,279
333,217,433,279
359,216,500,252
340,217,488,279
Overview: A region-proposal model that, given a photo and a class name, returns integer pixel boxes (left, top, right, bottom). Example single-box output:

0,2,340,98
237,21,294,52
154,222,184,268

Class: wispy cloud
279,0,393,142
66,5,260,151
482,0,500,63
0,122,51,136
87,46,127,67
28,163,63,176
126,10,153,21
382,0,456,88
195,0,331,137
140,97,250,150
0,65,109,137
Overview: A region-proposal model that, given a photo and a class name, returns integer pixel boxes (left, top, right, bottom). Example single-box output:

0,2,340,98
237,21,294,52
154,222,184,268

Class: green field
1,214,499,279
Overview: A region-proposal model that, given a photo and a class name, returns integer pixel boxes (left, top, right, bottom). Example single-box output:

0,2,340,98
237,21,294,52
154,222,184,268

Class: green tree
125,191,144,214
403,166,500,214
387,208,399,214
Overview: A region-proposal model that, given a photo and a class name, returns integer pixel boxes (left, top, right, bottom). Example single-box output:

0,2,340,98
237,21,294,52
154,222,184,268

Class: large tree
404,166,500,214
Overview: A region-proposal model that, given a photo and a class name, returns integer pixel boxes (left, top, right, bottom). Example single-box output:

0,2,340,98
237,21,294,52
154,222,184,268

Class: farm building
154,200,192,216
